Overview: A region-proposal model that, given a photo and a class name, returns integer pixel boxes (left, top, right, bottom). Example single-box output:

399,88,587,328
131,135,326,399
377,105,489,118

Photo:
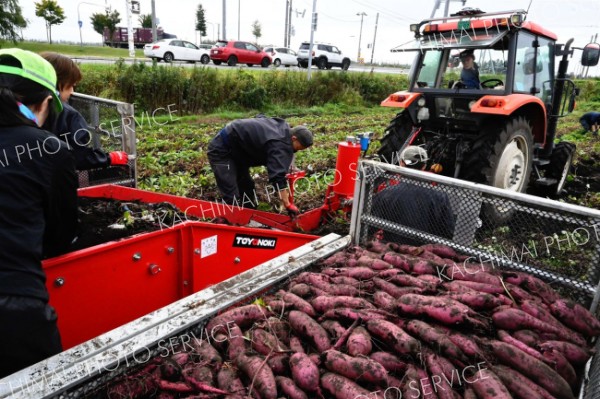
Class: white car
262,46,298,67
144,39,211,64
297,42,351,70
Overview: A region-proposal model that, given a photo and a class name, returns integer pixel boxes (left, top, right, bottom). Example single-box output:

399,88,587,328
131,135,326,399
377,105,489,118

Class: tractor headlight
468,100,476,110
417,97,426,107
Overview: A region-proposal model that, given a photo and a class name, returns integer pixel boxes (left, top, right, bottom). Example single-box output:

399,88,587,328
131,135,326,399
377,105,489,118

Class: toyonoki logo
233,234,278,249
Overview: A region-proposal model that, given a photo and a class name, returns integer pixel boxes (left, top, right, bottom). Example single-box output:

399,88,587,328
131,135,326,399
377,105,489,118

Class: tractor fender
380,91,421,108
470,94,547,145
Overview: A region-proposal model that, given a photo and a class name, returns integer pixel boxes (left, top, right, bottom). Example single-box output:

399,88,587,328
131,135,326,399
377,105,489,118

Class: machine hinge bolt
183,281,189,286
148,264,162,275
234,257,241,264
54,277,65,287
166,247,175,254
132,252,142,261
194,248,201,255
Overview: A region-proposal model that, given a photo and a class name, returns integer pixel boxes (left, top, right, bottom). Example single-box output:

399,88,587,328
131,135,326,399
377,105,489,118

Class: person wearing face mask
40,52,129,170
0,48,78,378
207,115,313,215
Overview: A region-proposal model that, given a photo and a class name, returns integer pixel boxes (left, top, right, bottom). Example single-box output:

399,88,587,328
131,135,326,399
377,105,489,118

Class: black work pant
207,135,257,208
0,296,62,379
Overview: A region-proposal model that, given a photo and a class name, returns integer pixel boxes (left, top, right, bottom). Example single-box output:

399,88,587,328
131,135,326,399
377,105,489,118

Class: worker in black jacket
41,52,129,170
0,48,78,378
372,146,456,245
207,115,313,214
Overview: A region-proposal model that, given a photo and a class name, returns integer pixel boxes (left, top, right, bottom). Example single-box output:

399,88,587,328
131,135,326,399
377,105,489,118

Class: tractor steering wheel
480,79,504,89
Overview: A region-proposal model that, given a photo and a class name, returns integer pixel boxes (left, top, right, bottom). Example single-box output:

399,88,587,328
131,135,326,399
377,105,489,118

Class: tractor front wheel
377,111,414,164
462,117,533,224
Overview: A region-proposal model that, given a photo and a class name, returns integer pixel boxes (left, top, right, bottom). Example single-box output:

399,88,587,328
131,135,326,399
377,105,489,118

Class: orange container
333,141,362,197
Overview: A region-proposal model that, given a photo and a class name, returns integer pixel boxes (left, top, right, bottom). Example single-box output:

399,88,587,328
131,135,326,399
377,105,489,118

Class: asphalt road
72,56,409,75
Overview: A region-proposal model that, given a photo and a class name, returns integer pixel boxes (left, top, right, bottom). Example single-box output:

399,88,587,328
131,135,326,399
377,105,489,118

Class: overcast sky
18,0,600,72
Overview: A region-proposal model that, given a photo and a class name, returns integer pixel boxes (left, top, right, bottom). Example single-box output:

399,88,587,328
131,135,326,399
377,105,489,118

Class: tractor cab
379,9,598,223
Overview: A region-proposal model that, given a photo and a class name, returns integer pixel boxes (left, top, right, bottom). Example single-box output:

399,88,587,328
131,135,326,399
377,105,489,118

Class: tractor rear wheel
377,111,414,164
541,141,576,197
462,117,533,224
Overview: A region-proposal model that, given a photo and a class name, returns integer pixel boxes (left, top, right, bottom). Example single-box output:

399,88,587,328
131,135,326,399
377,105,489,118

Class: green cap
0,48,63,113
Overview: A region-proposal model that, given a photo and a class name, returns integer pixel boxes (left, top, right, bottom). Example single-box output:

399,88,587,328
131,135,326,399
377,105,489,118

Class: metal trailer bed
1,159,599,398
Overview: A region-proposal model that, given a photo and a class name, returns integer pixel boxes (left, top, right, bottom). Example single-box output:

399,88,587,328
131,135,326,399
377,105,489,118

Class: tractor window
416,51,443,88
513,31,553,98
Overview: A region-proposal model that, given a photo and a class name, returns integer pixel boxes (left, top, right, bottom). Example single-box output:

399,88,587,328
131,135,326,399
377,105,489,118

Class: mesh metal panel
352,160,600,308
69,93,137,188
350,160,600,398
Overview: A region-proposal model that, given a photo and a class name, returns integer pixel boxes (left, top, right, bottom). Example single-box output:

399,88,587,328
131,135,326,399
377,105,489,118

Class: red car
210,40,272,67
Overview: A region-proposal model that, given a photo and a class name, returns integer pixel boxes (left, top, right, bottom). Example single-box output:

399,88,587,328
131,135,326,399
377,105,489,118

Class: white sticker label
201,235,218,258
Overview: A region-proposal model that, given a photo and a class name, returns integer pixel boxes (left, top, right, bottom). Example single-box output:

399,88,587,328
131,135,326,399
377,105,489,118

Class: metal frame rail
0,234,348,399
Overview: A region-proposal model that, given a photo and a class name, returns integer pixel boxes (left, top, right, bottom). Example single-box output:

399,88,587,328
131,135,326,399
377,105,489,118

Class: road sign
78,20,82,28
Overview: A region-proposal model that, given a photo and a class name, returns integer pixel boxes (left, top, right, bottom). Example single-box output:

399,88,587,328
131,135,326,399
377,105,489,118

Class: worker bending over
208,115,313,215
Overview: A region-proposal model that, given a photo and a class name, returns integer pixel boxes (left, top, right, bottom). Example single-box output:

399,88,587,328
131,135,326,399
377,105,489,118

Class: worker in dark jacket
207,115,313,214
371,146,455,245
41,52,128,170
580,111,600,135
0,48,78,378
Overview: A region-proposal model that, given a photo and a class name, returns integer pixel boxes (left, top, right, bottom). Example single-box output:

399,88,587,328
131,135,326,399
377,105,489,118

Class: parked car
210,40,272,67
144,39,211,64
262,46,298,67
297,42,351,70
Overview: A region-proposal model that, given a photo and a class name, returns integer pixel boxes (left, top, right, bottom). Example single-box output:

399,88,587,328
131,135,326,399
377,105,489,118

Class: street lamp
77,1,107,46
206,22,216,41
356,12,367,62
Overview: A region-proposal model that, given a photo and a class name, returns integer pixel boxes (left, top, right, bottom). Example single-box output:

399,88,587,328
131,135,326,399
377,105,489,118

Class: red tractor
378,9,599,222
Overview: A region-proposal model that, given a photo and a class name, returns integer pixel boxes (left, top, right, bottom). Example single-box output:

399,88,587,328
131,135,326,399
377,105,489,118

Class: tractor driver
207,115,313,216
458,49,480,89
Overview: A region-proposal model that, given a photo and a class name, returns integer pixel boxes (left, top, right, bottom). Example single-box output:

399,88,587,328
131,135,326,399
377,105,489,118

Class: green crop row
77,61,409,114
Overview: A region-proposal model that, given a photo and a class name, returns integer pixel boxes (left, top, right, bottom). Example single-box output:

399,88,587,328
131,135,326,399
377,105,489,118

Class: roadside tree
195,4,207,41
34,0,65,44
251,20,262,44
138,13,152,28
0,0,27,43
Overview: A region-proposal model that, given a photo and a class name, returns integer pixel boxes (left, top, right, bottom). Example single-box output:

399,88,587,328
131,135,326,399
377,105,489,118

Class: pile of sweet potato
104,241,600,399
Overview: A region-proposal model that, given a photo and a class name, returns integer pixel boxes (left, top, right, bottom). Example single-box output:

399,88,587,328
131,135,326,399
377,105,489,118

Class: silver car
262,46,298,67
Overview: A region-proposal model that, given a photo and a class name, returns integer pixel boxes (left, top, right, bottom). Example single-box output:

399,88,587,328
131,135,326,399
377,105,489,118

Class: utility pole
284,0,289,47
370,12,379,64
151,0,157,43
356,12,367,62
222,0,227,41
126,0,135,57
287,0,293,48
237,0,240,40
307,0,317,80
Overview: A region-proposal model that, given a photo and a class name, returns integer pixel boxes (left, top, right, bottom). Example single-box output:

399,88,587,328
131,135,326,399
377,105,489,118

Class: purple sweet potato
373,277,424,298
357,256,394,270
489,340,574,399
289,336,305,353
347,326,372,357
251,328,288,356
493,308,583,345
369,351,407,374
322,349,388,384
235,353,277,399
397,294,486,329
311,295,375,313
206,304,271,336
468,368,513,399
497,330,546,362
320,307,392,322
443,292,508,310
275,376,308,399
366,319,420,356
401,319,469,364
279,290,317,317
288,310,332,352
322,267,377,280
538,340,593,366
289,283,312,297
321,372,371,399
520,301,585,346
550,298,600,337
226,323,246,362
513,330,541,347
217,367,246,398
493,364,554,399
321,319,347,339
290,352,320,393
373,290,396,312
541,348,577,388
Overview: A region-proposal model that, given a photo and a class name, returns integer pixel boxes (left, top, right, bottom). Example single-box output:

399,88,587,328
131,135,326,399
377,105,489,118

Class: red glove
109,151,129,166
286,203,300,217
